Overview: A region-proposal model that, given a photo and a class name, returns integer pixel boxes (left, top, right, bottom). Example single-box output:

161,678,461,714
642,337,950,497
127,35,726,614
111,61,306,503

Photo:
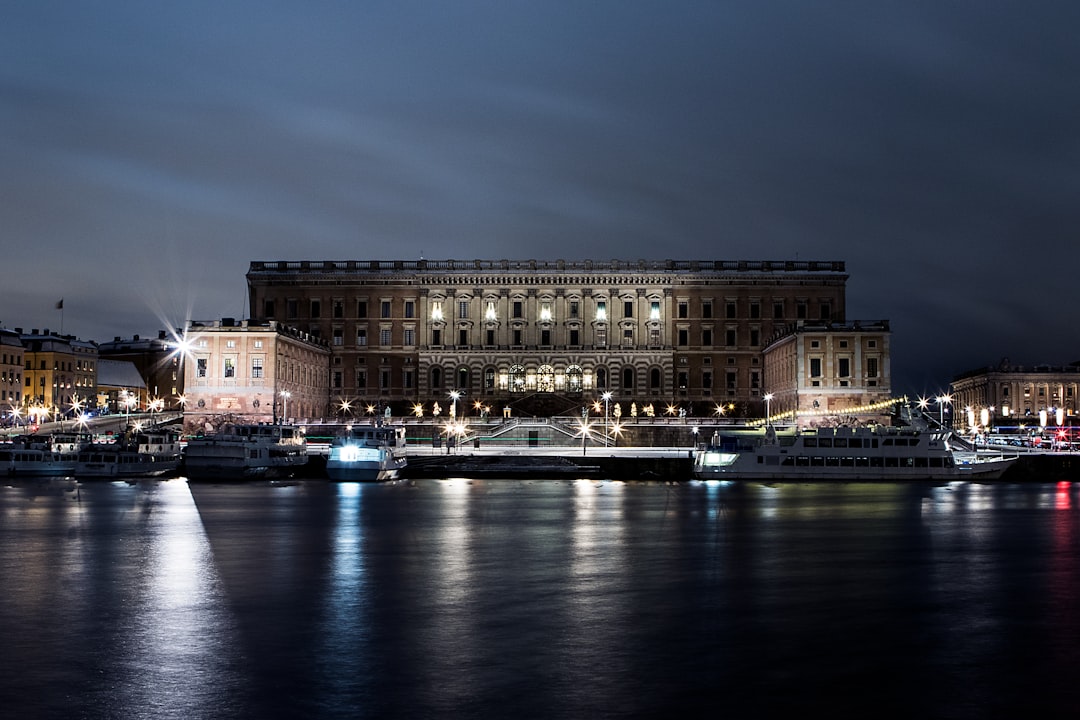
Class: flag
56,298,63,310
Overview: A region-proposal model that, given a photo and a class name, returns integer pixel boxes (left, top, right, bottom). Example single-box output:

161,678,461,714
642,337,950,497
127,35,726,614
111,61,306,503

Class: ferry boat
692,425,1017,481
183,424,308,480
75,430,183,479
325,423,407,481
0,436,78,477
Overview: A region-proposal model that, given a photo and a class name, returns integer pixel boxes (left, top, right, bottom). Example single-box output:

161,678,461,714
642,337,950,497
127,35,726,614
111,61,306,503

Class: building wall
247,259,849,415
950,363,1080,431
0,330,24,413
181,319,331,433
97,331,185,409
763,321,892,426
20,333,97,417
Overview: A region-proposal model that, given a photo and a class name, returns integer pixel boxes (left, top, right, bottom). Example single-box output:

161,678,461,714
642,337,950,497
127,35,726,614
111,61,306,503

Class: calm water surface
2,477,1079,719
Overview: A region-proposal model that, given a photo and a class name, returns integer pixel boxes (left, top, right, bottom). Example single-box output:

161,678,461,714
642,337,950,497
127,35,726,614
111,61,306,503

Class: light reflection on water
1,478,1079,718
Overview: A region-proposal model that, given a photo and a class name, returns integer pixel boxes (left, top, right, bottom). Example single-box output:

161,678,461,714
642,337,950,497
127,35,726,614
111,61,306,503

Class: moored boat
0,436,78,478
183,423,308,480
693,424,1017,481
75,430,182,479
325,422,407,481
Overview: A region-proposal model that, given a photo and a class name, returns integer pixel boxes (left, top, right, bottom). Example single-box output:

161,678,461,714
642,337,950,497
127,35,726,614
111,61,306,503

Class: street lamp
449,390,461,420
763,392,774,428
280,390,291,424
602,391,612,445
936,394,952,428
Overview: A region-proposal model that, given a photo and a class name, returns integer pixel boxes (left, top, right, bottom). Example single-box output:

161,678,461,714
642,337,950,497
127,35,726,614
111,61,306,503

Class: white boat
0,437,78,478
325,423,407,481
75,430,183,479
692,425,1017,481
183,424,308,480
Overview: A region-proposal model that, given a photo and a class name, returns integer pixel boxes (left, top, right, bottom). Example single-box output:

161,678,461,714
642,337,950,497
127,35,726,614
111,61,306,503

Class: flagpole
56,298,64,335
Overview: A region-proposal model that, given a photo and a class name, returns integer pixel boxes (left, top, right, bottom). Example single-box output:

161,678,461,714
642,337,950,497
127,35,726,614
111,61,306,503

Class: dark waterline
2,477,1079,719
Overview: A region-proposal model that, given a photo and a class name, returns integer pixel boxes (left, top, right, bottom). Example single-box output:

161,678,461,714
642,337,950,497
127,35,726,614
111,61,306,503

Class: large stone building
180,318,331,432
19,329,97,419
1,329,24,416
246,259,853,417
950,360,1080,432
762,320,893,426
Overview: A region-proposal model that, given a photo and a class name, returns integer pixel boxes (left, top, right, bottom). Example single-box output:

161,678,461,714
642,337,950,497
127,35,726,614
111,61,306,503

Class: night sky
3,2,1079,396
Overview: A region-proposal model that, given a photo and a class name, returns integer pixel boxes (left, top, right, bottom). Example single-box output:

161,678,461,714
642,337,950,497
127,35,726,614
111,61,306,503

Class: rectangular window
404,301,415,318
797,301,808,319
333,371,342,389
356,369,367,389
749,302,760,319
403,370,414,389
223,358,235,378
820,302,831,320
810,358,822,377
333,327,344,346
678,328,689,346
623,328,634,347
251,357,264,379
702,371,712,389
333,301,344,319
867,358,879,378
357,328,367,346
569,301,579,318
311,300,321,318
570,329,579,346
624,300,634,318
263,299,275,318
287,299,298,319
726,371,737,390
459,329,468,346
513,329,522,345
541,329,551,345
513,300,523,318
357,300,368,318
404,329,415,346
678,301,688,319
596,301,607,322
838,358,850,378
381,301,392,318
751,371,760,389
596,326,607,346
459,301,469,319
380,370,391,390
726,302,737,319
726,329,737,346
486,329,495,346
702,300,712,319
650,301,661,320
197,358,207,378
380,329,392,346
702,329,712,346
432,329,441,346
774,301,784,319
750,329,760,346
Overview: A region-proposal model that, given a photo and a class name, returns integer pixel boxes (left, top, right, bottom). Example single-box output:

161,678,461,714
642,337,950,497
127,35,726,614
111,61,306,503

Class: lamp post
763,392,774,428
280,390,291,424
936,394,951,428
602,391,612,445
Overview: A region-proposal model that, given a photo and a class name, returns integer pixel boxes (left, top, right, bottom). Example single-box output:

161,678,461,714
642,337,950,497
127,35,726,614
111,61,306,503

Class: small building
181,318,331,434
98,330,185,409
762,320,893,427
96,359,148,414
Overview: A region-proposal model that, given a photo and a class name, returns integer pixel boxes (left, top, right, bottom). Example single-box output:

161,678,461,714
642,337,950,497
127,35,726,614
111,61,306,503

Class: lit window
650,301,660,320
596,301,607,322
540,302,552,322
431,301,443,321
486,302,497,321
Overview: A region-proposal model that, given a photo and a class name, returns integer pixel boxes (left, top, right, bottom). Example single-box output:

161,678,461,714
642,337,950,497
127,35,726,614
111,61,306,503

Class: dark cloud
2,2,1079,394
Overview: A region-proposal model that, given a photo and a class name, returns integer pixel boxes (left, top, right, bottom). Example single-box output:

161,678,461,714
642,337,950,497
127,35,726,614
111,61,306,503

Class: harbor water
2,476,1079,718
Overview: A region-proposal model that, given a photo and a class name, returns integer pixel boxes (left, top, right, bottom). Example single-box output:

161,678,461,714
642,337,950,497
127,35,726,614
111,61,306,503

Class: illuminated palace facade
246,259,852,416
950,361,1080,430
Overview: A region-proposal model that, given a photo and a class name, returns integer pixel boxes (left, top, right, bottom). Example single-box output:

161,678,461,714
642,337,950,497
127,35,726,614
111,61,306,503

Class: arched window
622,367,635,390
650,368,662,390
484,367,496,391
457,366,470,391
566,365,583,394
537,365,555,392
509,364,526,393
596,367,608,389
431,366,442,390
